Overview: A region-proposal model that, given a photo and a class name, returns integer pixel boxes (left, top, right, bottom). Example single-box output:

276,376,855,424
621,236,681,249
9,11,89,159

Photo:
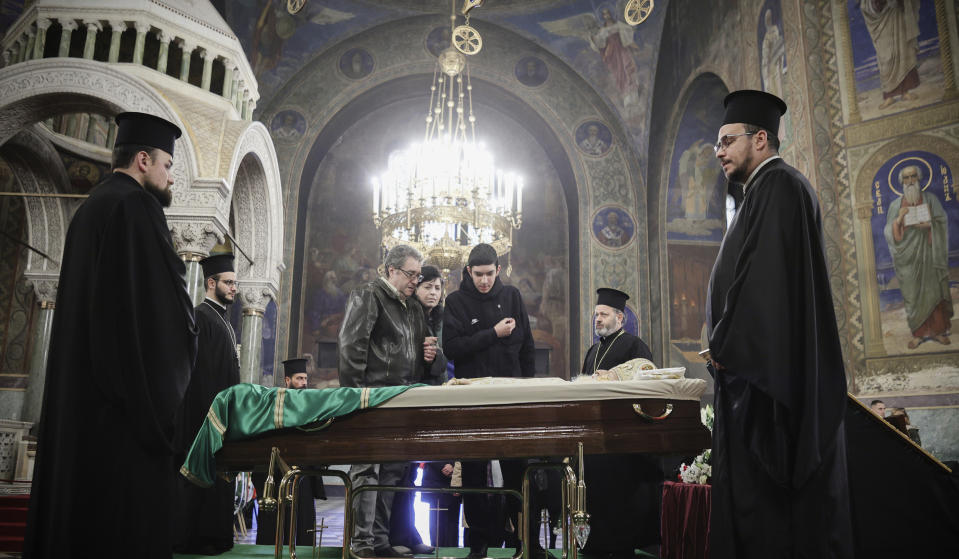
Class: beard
144,180,172,207
903,183,922,205
215,284,234,306
595,323,615,337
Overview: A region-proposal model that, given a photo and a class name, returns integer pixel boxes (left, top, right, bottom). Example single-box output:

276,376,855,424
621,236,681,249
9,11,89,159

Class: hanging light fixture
371,1,522,275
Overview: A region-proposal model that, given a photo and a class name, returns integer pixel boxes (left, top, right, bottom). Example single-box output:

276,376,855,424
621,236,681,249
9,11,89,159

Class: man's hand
424,337,437,363
494,317,516,338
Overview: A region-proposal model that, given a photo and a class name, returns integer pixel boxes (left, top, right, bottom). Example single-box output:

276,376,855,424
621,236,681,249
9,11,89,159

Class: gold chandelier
371,4,522,275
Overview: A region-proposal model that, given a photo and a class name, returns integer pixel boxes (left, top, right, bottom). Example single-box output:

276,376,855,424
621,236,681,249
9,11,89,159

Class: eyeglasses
713,132,755,154
396,268,424,283
219,279,239,288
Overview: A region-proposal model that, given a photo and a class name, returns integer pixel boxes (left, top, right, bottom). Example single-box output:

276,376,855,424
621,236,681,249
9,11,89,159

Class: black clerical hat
282,358,308,377
722,90,787,136
114,112,182,156
596,288,629,312
200,254,234,278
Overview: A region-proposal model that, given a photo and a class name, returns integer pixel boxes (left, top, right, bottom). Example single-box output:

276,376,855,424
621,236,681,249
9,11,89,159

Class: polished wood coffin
215,396,710,471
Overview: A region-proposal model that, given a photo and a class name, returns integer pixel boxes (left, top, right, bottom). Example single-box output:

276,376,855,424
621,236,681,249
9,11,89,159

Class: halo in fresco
575,120,613,157
515,56,549,87
886,156,933,196
592,205,635,249
270,109,307,140
338,47,374,79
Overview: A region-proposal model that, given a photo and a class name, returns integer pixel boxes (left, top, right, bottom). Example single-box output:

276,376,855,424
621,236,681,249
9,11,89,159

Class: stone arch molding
0,127,70,278
226,121,285,309
0,58,198,191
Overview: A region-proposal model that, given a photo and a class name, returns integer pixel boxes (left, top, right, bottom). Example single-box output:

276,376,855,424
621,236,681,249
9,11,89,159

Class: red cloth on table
661,481,711,559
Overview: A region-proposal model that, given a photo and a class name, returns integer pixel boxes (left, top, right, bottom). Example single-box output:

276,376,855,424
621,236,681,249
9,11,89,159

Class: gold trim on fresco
845,100,959,147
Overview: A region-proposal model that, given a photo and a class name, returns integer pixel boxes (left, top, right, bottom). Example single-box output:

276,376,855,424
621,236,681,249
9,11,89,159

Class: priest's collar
742,155,781,194
204,297,227,314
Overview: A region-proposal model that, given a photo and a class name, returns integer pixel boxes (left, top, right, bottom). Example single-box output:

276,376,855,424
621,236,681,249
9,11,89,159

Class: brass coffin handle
632,402,673,421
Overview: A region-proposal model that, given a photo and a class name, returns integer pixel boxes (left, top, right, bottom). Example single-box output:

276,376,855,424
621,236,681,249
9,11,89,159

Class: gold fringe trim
207,408,226,437
179,465,212,488
275,387,286,428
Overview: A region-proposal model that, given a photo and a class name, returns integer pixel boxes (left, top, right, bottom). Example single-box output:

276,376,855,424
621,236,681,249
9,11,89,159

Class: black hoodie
442,267,536,378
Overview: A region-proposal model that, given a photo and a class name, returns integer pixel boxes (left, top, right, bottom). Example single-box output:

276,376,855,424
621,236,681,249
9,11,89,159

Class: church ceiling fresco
223,0,669,167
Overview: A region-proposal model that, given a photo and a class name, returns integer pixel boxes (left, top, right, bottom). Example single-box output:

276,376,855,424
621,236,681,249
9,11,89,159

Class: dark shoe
353,548,375,558
375,546,415,558
410,543,435,554
466,553,486,559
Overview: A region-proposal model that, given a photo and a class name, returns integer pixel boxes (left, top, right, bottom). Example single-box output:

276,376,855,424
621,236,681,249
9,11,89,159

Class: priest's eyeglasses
713,132,755,154
397,268,424,282
219,279,239,288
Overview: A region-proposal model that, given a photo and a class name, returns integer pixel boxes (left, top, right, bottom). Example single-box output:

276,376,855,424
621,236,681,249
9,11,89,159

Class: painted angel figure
541,7,641,108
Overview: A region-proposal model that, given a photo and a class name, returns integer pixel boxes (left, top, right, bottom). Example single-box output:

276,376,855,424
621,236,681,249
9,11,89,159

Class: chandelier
371,5,522,275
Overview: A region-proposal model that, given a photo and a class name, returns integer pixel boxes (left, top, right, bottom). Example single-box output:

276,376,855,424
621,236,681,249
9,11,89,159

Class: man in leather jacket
338,244,436,558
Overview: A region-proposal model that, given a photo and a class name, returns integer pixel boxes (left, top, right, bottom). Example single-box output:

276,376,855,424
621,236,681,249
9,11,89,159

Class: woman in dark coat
391,267,459,551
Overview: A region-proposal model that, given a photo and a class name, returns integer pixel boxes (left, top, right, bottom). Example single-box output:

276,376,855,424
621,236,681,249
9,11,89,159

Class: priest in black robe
578,288,659,558
253,358,325,547
25,113,197,559
173,253,241,554
705,90,853,558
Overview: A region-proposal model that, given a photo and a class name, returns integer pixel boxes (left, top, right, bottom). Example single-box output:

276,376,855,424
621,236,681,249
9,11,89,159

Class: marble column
21,280,57,431
157,30,171,73
2,49,11,67
58,20,77,57
238,288,269,385
11,39,22,64
241,90,251,120
22,30,35,62
178,40,193,82
222,61,233,99
34,19,50,59
107,20,123,63
232,79,243,112
132,22,149,64
82,21,101,59
200,49,213,90
169,221,222,305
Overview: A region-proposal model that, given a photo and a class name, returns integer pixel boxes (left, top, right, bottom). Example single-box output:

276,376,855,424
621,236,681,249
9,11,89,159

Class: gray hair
898,164,922,184
383,244,422,272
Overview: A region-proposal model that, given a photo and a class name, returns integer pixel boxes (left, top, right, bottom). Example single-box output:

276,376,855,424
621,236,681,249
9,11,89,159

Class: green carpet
173,547,658,559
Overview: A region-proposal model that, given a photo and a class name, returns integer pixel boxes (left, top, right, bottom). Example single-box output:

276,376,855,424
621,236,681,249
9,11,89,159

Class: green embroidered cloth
180,383,417,487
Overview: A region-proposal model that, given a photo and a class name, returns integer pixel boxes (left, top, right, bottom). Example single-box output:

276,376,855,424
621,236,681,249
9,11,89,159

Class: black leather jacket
338,278,429,387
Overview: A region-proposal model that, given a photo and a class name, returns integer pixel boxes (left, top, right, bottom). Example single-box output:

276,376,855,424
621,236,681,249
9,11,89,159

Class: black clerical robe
579,329,652,376
25,172,197,559
706,157,853,558
579,329,660,553
253,472,324,546
173,299,241,553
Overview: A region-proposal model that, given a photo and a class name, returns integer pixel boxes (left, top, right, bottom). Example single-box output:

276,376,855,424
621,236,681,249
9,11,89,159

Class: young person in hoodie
443,244,546,559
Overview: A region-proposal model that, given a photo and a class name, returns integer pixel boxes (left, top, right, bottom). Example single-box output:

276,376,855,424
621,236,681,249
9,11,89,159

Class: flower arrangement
678,404,714,485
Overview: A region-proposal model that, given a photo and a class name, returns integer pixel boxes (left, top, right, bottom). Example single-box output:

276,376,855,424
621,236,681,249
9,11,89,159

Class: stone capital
24,273,59,304
179,39,196,53
134,21,151,34
36,18,52,31
108,20,126,33
168,219,223,257
60,20,79,31
84,21,103,33
157,30,173,44
238,282,273,313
